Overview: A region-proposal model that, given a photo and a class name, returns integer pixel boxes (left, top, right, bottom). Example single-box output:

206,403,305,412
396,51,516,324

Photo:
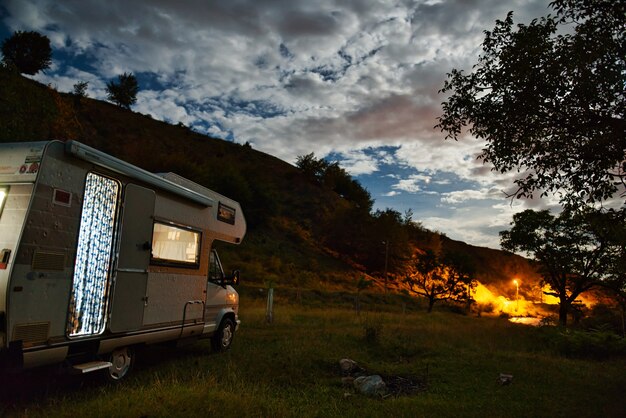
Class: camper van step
72,361,113,374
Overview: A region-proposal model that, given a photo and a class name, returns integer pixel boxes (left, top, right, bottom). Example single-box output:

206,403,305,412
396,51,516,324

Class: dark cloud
275,9,342,37
346,95,439,140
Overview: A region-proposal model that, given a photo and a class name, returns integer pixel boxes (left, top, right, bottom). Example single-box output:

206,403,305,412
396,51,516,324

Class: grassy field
1,294,625,418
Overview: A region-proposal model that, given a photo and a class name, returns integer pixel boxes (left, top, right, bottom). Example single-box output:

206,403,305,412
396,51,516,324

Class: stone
339,358,358,374
354,375,387,397
498,373,513,385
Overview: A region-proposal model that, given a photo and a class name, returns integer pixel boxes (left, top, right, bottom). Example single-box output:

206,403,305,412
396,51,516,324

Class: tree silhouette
295,153,373,211
436,0,626,207
1,31,52,75
106,72,139,109
295,152,327,181
73,81,89,98
500,208,625,327
404,245,474,313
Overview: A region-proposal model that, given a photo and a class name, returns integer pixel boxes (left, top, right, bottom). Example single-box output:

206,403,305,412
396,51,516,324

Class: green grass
2,296,625,417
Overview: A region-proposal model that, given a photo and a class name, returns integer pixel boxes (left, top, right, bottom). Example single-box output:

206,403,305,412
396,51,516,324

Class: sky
0,0,568,249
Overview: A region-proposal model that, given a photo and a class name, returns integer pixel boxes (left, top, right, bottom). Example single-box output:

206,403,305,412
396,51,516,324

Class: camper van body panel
143,272,206,325
0,185,35,324
0,142,48,348
4,142,83,347
140,190,212,326
203,282,238,330
157,172,245,244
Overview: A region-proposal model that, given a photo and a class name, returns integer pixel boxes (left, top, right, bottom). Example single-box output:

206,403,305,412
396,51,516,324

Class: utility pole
383,240,389,295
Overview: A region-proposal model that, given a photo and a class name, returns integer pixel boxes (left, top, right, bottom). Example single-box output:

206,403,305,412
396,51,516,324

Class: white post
266,287,274,324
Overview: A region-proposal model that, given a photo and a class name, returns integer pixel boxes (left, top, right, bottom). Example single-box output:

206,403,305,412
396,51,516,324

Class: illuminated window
151,222,201,267
67,173,119,337
0,186,7,218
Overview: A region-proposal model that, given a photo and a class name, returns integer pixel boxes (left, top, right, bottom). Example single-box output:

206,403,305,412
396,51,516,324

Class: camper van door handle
141,241,151,251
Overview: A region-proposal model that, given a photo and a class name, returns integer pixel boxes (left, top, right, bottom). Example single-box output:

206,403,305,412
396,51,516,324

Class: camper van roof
65,141,214,207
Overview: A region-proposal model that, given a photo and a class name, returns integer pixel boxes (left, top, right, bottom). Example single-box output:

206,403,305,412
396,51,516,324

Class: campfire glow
472,281,562,322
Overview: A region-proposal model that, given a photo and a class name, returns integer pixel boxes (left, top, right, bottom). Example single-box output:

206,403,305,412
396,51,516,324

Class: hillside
0,67,539,294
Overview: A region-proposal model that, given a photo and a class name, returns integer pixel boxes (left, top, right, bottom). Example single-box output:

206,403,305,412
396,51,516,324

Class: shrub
553,329,626,360
477,302,495,314
363,316,383,344
445,302,468,315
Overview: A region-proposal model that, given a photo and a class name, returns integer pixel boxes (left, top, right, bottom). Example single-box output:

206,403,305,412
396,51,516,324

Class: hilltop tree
295,153,328,181
295,153,373,211
106,72,139,109
73,81,89,98
1,31,52,75
437,0,626,207
500,208,625,327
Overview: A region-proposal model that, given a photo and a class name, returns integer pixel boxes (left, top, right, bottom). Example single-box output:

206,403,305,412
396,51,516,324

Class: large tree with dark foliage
106,72,139,109
436,0,626,206
500,208,625,327
404,235,476,313
1,31,52,75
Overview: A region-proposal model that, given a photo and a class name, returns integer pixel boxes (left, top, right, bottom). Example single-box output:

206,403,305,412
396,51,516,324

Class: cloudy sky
1,0,566,249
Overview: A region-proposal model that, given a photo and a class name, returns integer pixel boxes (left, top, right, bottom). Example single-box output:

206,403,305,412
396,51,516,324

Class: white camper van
0,140,245,380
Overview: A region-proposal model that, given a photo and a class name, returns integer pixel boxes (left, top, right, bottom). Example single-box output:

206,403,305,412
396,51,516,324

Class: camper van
0,140,245,380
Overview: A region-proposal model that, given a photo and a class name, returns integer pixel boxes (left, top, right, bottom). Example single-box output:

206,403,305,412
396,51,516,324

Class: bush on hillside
552,328,626,360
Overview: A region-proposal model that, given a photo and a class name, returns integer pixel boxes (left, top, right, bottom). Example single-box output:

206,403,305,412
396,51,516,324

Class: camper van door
109,183,156,333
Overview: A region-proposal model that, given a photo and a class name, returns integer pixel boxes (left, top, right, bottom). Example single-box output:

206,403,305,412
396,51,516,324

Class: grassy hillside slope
0,67,538,293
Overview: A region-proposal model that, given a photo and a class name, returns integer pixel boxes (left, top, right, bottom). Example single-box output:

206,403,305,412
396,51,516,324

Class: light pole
513,279,519,312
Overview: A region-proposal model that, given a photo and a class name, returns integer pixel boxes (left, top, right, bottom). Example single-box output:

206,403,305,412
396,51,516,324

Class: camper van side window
151,222,201,268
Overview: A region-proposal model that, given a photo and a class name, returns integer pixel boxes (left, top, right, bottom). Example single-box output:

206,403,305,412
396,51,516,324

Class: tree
106,72,139,109
404,248,474,313
500,208,625,326
600,219,626,336
442,250,477,311
296,153,373,211
1,31,52,75
73,81,89,98
295,153,328,181
436,0,626,206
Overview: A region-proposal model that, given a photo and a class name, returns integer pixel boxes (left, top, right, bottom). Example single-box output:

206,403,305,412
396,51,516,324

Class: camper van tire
212,317,236,352
105,346,134,381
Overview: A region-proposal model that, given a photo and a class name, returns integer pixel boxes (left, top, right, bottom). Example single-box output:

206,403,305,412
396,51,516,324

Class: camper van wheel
212,317,235,352
106,347,134,381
